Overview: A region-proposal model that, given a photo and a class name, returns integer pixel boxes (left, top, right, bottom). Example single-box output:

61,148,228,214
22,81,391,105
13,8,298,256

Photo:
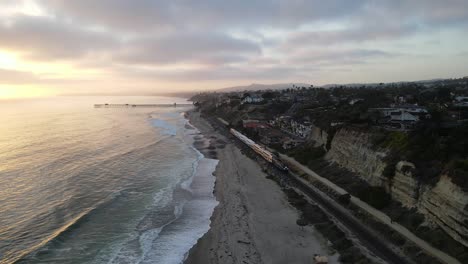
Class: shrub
290,146,325,165
454,159,468,171
450,168,468,189
382,162,397,179
382,131,409,152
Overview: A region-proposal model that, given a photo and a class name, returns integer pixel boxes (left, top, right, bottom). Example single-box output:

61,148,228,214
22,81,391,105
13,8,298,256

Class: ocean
0,96,218,264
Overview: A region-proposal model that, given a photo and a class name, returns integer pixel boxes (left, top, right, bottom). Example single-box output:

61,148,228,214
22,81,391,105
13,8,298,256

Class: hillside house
241,94,264,104
290,119,312,138
454,96,468,107
370,105,429,131
270,116,312,138
349,98,364,105
373,105,429,122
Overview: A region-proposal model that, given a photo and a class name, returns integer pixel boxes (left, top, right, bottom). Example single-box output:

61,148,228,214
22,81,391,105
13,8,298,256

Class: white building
290,120,312,138
372,106,429,122
454,96,468,107
271,116,312,138
241,94,264,104
389,111,419,122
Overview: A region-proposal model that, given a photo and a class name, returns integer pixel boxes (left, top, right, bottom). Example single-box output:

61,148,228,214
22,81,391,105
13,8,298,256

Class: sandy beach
184,111,337,264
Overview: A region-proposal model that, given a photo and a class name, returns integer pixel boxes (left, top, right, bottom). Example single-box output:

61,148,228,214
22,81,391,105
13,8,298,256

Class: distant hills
59,76,466,99
218,77,462,92
218,83,311,92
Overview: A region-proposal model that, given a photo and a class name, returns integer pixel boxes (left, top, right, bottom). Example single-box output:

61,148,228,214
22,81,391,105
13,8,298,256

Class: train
229,128,289,171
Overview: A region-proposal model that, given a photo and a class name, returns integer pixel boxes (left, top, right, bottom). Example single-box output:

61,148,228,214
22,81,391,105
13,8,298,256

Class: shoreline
183,110,338,264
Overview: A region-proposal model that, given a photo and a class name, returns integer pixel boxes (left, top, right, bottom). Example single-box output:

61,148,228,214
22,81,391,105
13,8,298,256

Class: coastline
183,110,338,264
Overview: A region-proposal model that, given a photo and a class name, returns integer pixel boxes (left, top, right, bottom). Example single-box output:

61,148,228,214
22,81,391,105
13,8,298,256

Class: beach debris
313,254,329,263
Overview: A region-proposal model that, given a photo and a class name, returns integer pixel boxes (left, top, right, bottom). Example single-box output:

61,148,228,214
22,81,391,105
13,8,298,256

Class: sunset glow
1,2,468,264
0,0,466,99
0,51,18,69
0,86,47,99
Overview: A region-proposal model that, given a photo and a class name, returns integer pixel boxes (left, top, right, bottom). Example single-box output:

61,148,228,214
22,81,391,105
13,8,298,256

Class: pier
94,103,193,108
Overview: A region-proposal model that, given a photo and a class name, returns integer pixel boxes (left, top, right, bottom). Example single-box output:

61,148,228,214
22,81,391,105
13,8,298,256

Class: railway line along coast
208,114,459,264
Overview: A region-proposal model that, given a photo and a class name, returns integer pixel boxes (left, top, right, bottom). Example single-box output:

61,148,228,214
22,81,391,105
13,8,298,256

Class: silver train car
230,128,288,171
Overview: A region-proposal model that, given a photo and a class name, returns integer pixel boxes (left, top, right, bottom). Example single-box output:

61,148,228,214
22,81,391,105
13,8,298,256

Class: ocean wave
150,119,177,136
8,135,175,263
115,127,219,264
3,193,118,264
139,160,219,264
135,121,219,264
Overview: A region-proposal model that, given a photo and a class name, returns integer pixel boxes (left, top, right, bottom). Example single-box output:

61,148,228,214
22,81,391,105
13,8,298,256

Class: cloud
0,15,118,60
1,0,468,89
113,63,314,82
0,68,96,85
285,24,419,47
0,15,261,67
41,0,368,31
40,0,468,34
115,32,261,65
288,48,397,66
363,0,468,28
0,68,39,84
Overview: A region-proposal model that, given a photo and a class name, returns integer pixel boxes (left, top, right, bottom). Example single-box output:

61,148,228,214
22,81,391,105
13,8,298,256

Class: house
241,94,264,104
370,105,429,131
389,110,419,122
214,95,230,107
453,96,468,107
269,115,291,128
349,98,364,105
279,93,294,102
290,119,312,138
372,105,429,122
331,121,345,127
270,115,312,138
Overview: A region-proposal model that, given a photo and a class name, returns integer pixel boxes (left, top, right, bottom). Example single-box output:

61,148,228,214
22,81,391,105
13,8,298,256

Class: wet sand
184,111,337,264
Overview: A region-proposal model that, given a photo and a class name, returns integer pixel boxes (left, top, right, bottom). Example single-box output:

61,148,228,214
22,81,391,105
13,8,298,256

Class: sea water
0,96,218,264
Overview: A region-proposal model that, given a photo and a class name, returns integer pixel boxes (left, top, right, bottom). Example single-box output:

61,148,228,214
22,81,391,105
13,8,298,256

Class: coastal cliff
325,128,388,186
310,126,468,248
419,175,468,247
191,80,468,262
308,125,329,149
390,161,419,207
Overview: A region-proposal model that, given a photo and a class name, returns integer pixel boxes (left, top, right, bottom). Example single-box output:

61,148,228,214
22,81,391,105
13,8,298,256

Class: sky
0,0,467,98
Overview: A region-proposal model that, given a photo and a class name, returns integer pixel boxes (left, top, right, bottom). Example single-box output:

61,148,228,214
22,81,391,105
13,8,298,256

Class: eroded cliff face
325,128,387,186
321,128,468,247
307,125,328,148
391,161,419,208
419,175,468,247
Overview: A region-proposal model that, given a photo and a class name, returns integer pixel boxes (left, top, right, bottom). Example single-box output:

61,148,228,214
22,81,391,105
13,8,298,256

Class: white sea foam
141,199,218,264
138,227,163,263
151,119,177,136
151,186,173,209
135,117,219,264
140,157,219,264
97,112,218,264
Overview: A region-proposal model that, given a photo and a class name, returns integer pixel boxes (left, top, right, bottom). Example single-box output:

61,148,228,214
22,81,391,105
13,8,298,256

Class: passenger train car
229,128,288,171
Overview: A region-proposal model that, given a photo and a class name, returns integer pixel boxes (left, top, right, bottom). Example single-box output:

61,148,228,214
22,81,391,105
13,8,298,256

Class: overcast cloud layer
0,0,467,95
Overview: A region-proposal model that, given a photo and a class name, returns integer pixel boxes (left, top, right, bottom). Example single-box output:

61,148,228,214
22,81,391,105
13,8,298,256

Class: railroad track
208,115,409,264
